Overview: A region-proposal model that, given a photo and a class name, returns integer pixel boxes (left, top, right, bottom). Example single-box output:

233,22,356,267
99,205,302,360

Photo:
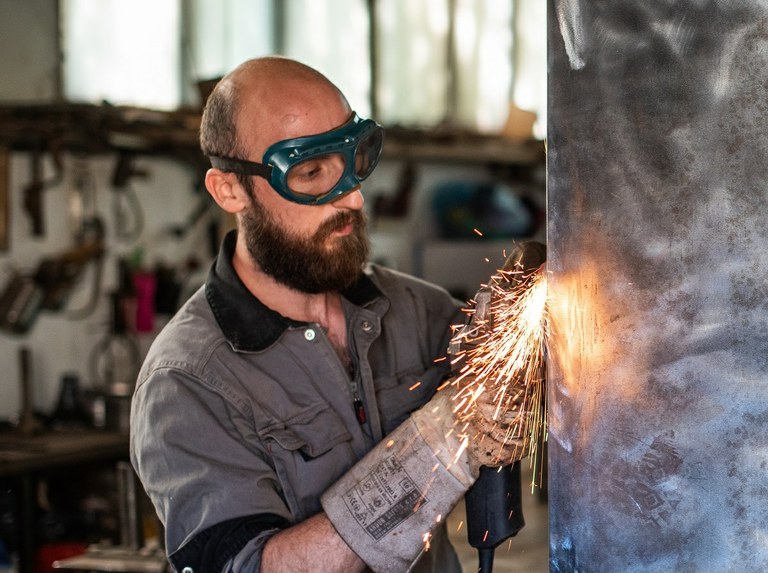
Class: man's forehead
233,73,349,151
279,112,308,132
245,107,348,151
278,110,348,137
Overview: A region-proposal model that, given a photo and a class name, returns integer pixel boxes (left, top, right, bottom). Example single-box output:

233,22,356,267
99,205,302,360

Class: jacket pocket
259,405,356,520
376,363,451,434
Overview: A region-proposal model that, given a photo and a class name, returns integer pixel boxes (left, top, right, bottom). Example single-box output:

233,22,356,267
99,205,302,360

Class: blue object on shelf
431,181,535,239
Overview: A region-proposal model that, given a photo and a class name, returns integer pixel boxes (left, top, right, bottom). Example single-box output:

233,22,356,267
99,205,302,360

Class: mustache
315,210,366,240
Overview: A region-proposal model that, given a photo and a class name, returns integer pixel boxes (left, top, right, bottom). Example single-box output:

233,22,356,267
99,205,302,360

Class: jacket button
361,320,372,332
304,328,316,341
182,568,193,573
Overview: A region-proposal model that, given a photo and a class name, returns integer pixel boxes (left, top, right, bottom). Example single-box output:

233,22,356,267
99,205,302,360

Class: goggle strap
209,155,272,179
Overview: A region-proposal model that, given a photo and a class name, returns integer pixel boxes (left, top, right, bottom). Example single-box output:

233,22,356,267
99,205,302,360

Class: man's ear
205,168,249,214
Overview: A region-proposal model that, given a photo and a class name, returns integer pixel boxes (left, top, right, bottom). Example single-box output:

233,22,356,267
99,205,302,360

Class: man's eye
294,162,324,180
303,166,323,179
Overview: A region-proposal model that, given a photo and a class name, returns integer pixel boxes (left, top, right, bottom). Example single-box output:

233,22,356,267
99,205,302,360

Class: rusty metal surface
547,1,768,571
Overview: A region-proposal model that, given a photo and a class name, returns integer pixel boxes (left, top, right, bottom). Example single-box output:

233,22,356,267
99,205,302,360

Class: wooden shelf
0,103,544,169
382,136,544,167
0,103,204,166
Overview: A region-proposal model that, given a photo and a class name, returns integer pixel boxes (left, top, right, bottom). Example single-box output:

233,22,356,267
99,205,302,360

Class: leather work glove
320,386,485,573
321,380,532,573
460,376,531,470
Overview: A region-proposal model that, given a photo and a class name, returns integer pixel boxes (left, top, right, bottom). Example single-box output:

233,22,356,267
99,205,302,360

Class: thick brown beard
240,187,370,294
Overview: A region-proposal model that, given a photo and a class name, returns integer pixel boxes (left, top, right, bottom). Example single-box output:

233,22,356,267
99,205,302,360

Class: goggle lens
286,153,345,196
284,128,383,198
355,128,383,179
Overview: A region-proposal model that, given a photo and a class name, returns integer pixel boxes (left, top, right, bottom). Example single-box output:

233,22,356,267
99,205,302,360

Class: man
130,56,525,573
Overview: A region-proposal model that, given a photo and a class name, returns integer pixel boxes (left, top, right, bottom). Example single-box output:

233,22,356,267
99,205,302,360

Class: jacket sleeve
168,514,288,572
130,365,292,572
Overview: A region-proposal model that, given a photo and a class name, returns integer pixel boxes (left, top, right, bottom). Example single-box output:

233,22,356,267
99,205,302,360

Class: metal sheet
547,1,768,571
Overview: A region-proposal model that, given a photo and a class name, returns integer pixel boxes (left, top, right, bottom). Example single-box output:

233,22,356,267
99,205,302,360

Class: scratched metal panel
547,1,768,571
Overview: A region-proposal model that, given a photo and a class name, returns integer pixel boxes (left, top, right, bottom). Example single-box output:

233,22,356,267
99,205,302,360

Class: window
61,0,546,134
281,0,371,117
61,0,181,110
375,0,450,126
187,0,274,89
452,0,515,131
513,0,547,138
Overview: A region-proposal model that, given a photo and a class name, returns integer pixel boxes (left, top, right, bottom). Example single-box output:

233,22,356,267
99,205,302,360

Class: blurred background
0,1,546,571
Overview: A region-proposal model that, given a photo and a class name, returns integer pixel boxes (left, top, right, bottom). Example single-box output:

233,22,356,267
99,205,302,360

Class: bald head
200,57,351,162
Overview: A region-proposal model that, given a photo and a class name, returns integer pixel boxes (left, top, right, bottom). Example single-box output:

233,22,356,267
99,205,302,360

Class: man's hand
462,380,531,470
321,388,470,573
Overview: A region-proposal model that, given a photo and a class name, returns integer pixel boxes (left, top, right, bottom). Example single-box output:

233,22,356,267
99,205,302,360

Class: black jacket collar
205,230,382,352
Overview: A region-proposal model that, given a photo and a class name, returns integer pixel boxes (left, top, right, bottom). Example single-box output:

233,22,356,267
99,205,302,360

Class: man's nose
331,185,364,210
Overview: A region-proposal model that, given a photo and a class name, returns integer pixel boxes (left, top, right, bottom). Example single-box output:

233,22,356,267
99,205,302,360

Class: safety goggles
209,113,384,205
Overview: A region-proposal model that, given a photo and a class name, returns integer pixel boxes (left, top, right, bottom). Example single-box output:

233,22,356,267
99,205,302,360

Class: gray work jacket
130,231,466,573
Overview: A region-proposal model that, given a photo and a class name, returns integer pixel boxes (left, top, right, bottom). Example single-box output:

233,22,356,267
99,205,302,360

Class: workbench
0,430,129,573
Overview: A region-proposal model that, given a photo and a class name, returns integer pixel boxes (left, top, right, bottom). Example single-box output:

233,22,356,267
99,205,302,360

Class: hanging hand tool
35,235,105,311
64,161,107,319
0,234,105,334
0,271,44,334
22,144,63,237
110,152,147,241
17,347,44,435
89,261,141,397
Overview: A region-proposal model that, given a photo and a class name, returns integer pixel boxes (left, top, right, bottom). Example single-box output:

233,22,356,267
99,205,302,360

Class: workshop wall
0,2,212,421
0,151,212,421
0,149,514,421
